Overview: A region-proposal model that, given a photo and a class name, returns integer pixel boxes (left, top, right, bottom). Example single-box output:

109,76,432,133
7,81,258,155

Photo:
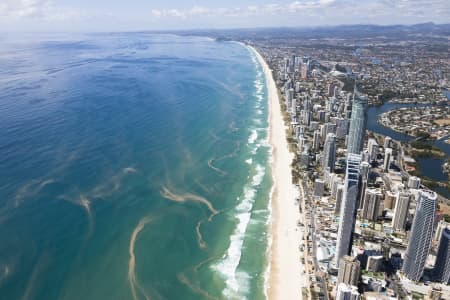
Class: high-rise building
347,91,367,155
312,130,321,151
392,192,411,232
384,191,397,210
338,255,361,285
366,255,383,272
336,118,349,139
291,97,297,115
345,94,353,119
304,96,311,111
358,162,370,210
361,189,383,221
328,83,336,96
367,138,379,162
286,88,294,109
301,63,308,79
403,190,437,282
323,133,336,172
336,283,360,300
434,227,450,283
335,183,344,215
314,179,325,199
302,110,311,126
324,122,337,137
383,148,392,172
434,220,450,245
335,154,361,265
384,136,392,149
408,176,421,189
298,135,306,153
331,175,342,197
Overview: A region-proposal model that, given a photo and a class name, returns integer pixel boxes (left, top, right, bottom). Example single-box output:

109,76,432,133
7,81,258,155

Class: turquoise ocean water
0,33,271,300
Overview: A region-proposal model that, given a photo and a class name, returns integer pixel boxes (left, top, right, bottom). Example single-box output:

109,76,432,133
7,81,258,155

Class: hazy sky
1,0,449,31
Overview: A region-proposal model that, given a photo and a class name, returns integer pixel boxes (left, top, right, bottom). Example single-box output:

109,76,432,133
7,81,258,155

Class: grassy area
412,291,424,300
362,270,385,280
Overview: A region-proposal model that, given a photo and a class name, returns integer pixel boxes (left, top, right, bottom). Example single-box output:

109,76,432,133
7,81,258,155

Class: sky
0,0,449,31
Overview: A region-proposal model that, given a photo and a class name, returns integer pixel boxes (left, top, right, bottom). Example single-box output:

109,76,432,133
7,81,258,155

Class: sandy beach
249,46,306,300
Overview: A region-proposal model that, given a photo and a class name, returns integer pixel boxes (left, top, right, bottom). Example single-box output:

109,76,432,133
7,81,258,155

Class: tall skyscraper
361,189,383,221
346,90,367,155
434,227,450,283
392,192,411,232
338,255,361,285
403,190,437,282
323,133,336,172
335,154,361,265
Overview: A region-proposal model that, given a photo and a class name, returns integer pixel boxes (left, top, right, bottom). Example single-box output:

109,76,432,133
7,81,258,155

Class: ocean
0,33,271,300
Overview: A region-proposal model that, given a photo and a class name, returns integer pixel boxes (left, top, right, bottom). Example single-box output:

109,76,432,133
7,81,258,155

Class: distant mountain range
163,22,450,40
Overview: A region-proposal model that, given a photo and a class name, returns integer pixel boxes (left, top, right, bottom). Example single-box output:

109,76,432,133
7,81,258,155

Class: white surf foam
212,164,265,299
247,129,258,145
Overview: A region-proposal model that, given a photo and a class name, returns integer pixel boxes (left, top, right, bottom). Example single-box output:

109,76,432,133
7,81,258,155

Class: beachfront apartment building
403,190,437,282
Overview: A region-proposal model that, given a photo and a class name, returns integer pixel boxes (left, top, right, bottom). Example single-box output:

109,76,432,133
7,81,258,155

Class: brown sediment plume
161,186,219,249
58,194,94,240
177,256,221,300
194,179,215,195
177,272,219,300
207,159,227,176
79,195,94,237
91,166,138,199
14,178,56,207
195,220,207,249
207,141,240,176
128,216,152,300
79,195,91,218
160,187,218,215
21,254,48,300
215,141,240,163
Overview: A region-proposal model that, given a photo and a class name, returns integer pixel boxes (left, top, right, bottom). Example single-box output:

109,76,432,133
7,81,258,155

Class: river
366,97,450,198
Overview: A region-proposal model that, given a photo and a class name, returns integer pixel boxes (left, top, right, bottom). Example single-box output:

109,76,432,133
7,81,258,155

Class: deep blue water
0,33,271,300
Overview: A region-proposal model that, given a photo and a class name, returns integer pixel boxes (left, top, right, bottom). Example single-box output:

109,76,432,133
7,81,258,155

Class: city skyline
0,0,449,31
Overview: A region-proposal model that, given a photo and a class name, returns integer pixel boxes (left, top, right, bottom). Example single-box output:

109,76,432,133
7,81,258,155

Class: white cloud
150,0,450,21
0,0,85,21
150,0,338,19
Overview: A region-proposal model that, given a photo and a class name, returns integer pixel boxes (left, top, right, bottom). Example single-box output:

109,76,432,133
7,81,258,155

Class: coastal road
300,179,329,300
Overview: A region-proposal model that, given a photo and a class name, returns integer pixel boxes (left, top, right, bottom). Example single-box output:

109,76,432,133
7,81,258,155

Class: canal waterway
366,97,450,198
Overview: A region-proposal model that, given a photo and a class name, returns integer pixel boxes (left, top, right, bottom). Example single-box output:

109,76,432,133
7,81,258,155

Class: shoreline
249,46,306,300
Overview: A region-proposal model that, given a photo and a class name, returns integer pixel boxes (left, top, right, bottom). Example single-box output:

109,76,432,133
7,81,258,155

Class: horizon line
1,21,450,34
